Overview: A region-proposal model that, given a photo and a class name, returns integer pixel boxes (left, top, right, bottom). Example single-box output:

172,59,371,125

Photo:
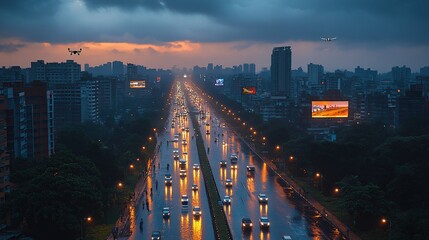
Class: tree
4,152,103,239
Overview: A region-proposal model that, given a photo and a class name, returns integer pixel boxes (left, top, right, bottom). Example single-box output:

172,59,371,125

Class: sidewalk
237,132,361,240
107,140,163,240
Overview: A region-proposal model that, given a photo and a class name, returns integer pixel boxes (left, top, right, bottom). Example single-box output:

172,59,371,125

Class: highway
128,82,215,240
127,80,344,240
185,81,344,240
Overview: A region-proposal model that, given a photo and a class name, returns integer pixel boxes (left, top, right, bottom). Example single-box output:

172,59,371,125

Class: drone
321,37,337,42
68,48,82,55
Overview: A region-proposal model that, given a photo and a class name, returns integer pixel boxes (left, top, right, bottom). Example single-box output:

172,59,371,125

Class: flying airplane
321,37,337,42
68,48,82,55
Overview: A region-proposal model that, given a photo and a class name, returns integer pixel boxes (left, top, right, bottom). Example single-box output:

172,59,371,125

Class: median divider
186,92,233,240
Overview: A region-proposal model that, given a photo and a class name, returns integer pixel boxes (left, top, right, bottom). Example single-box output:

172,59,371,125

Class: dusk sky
0,0,428,72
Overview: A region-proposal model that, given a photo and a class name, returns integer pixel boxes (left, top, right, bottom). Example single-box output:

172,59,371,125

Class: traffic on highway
128,80,345,240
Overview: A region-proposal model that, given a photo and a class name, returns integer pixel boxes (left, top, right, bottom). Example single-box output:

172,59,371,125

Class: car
259,217,270,228
182,139,187,145
241,218,253,230
192,184,198,191
151,231,161,240
282,236,292,240
225,178,232,187
258,193,268,204
247,166,255,177
164,174,172,185
192,206,202,217
179,158,186,165
183,151,188,155
219,160,227,167
162,207,171,218
193,164,200,170
206,130,210,135
181,195,189,205
223,195,231,205
179,169,187,177
185,127,190,132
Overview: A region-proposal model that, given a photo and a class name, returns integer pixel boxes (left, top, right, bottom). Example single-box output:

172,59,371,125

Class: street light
315,173,323,192
80,216,92,240
381,218,392,240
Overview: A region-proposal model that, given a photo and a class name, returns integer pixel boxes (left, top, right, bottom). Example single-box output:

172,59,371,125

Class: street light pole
381,218,392,240
80,217,91,240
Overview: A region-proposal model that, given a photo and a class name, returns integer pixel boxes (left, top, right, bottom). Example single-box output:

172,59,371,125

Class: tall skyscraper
271,46,292,97
308,63,324,85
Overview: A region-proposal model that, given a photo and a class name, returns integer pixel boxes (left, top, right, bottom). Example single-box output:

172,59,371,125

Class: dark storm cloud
83,0,224,15
0,0,60,16
0,43,26,53
0,0,428,46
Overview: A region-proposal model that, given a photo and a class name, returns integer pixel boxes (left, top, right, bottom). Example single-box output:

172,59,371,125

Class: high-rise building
5,87,28,160
243,63,249,73
112,61,124,76
250,63,256,74
2,81,54,159
308,63,324,85
0,93,10,203
30,60,81,87
271,46,292,97
420,66,429,77
392,66,411,93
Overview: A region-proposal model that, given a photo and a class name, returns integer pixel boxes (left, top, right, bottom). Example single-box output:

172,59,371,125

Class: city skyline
0,1,428,72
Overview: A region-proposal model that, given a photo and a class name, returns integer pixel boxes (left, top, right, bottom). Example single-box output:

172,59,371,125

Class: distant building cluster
0,60,173,203
192,46,429,139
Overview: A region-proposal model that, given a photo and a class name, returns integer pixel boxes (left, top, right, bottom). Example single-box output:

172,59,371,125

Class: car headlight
242,223,245,227
250,223,253,226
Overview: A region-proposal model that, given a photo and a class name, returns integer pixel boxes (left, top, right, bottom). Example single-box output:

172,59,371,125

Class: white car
192,206,202,217
192,184,198,191
259,217,270,228
179,169,187,177
193,164,200,170
258,193,268,204
223,195,231,205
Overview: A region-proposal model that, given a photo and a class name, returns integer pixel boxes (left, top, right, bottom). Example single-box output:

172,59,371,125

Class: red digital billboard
312,101,349,118
130,80,146,89
242,86,256,95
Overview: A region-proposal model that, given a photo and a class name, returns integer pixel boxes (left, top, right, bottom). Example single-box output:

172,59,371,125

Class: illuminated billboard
242,86,256,95
312,101,348,118
215,78,224,86
130,80,146,89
